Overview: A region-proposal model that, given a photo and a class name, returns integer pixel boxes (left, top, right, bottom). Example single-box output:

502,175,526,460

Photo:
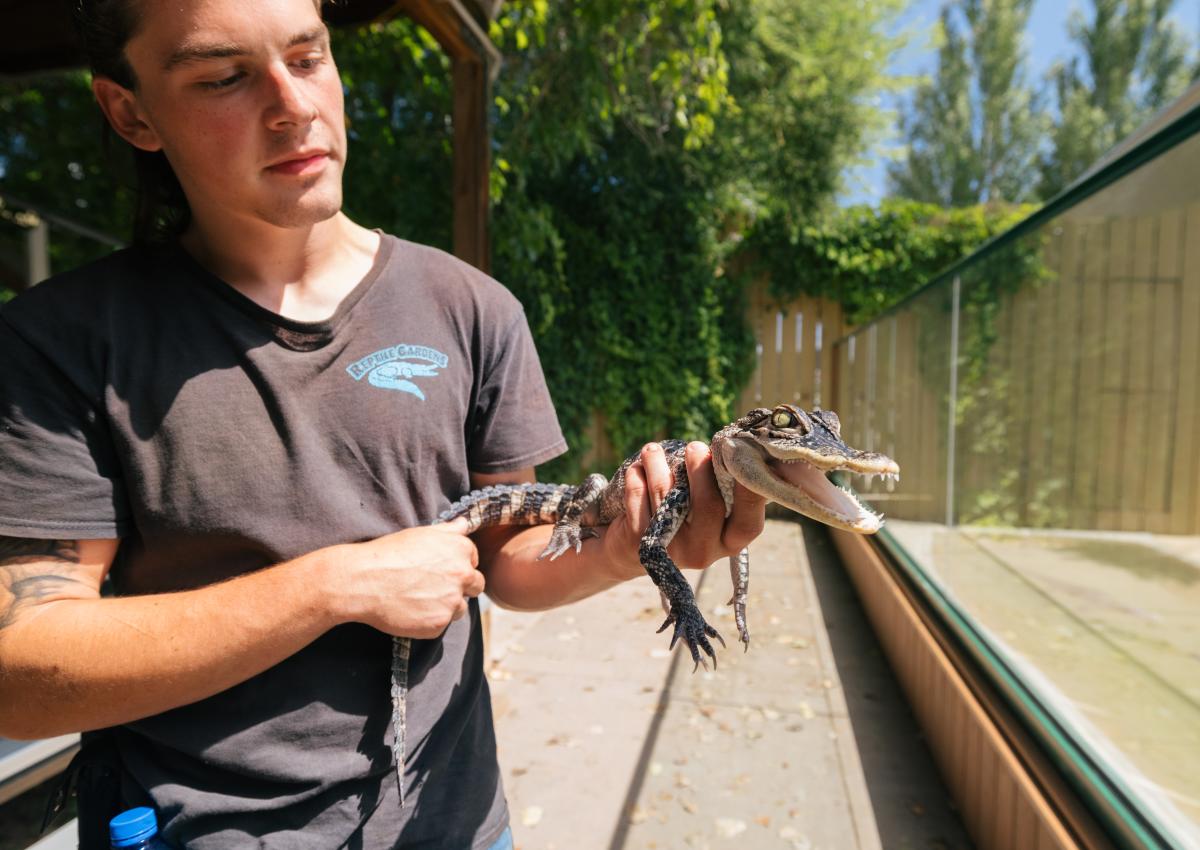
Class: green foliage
334,22,455,249
738,198,1036,326
0,72,134,277
497,129,755,478
889,0,1044,205
715,0,907,228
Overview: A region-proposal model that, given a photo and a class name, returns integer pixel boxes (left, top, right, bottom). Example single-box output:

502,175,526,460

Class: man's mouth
265,153,329,176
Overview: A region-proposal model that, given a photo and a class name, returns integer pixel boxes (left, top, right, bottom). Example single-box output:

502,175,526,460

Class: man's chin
258,191,343,230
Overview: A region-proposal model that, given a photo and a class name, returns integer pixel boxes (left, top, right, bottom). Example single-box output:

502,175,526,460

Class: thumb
438,515,472,535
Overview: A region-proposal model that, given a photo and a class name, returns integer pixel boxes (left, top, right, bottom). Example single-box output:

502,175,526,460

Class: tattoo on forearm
0,538,91,631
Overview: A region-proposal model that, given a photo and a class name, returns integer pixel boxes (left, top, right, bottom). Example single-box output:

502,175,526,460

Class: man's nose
264,63,317,128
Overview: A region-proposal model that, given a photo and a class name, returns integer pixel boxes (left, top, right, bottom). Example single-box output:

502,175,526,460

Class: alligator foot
727,595,751,650
657,603,725,671
537,522,599,560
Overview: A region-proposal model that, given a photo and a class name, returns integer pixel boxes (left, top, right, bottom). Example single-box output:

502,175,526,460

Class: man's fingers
464,568,486,597
436,517,481,567
623,459,650,535
640,443,672,517
722,481,767,552
683,441,723,526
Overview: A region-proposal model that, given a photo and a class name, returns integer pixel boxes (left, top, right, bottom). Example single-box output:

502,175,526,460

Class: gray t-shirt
0,234,567,848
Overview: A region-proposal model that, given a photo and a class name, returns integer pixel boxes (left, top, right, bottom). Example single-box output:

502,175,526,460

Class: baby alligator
390,403,898,799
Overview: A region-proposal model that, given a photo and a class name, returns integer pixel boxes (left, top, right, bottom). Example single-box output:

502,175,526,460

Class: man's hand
602,441,767,581
332,521,484,639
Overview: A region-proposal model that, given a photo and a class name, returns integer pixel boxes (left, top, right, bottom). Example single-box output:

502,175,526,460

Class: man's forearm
0,552,339,739
476,524,644,612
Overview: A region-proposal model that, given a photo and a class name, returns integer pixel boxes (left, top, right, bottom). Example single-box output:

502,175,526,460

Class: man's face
119,0,346,230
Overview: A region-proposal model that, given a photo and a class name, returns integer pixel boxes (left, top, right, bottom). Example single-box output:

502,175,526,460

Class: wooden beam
452,56,491,273
393,0,502,77
0,0,504,76
328,1,502,273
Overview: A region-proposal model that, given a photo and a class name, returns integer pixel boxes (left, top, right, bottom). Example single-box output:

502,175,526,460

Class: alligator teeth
850,470,901,487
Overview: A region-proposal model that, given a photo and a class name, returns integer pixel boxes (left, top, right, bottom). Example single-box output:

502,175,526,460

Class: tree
1039,0,1195,198
888,6,977,206
714,0,906,228
888,0,1043,206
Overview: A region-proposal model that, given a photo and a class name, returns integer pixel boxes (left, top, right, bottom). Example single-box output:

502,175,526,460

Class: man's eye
295,57,323,71
199,73,245,90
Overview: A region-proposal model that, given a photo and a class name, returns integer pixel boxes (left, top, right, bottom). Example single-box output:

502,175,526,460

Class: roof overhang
0,0,502,78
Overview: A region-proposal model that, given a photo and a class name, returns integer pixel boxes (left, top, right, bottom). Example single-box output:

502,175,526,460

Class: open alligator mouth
731,436,899,534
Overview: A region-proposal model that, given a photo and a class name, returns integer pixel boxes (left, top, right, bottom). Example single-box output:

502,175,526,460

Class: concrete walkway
487,519,972,850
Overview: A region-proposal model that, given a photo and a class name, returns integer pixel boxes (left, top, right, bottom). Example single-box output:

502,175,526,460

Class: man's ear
91,77,163,152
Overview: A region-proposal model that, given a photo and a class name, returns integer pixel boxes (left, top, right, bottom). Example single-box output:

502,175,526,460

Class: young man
0,0,766,846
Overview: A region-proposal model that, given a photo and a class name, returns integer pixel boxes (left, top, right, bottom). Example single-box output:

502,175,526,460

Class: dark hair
74,0,331,245
73,0,191,244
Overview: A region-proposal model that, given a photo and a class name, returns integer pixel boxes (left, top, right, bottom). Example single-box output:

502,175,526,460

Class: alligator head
711,404,898,534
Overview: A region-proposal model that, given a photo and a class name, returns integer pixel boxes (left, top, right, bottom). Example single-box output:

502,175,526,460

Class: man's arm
0,526,482,740
475,441,766,611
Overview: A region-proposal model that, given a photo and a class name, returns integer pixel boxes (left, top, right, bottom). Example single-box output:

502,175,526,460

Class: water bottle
108,806,168,849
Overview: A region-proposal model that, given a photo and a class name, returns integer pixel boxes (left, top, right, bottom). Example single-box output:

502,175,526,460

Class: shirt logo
346,344,449,401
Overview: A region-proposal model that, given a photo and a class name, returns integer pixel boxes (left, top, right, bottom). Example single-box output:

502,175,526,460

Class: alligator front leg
640,480,725,669
538,473,607,560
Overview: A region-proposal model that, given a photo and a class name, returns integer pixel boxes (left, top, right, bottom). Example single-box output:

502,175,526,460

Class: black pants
43,731,141,850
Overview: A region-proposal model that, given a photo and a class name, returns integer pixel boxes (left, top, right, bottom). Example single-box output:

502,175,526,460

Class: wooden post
453,56,490,274
26,218,49,286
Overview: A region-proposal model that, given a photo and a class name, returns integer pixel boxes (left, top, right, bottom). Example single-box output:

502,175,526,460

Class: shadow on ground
799,520,972,850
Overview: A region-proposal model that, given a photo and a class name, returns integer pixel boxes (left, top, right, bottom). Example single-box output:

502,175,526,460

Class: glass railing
834,106,1200,849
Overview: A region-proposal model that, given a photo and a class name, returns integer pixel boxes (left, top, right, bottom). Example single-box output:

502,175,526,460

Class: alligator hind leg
640,480,725,670
728,548,750,649
539,473,607,560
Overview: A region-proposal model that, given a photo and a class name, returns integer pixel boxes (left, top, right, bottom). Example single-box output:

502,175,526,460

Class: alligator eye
772,410,795,428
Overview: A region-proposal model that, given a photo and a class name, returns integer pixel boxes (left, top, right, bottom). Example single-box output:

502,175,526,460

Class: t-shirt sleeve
0,316,130,539
467,311,568,473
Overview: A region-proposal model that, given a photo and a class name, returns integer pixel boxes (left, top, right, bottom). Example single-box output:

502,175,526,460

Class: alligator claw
538,522,590,561
728,595,750,649
656,603,725,671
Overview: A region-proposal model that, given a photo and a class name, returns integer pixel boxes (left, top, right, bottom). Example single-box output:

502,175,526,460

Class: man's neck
179,213,382,323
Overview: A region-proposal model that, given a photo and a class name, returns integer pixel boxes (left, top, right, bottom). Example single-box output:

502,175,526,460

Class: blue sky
839,0,1200,205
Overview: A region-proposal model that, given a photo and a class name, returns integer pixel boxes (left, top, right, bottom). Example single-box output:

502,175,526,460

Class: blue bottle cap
109,807,158,847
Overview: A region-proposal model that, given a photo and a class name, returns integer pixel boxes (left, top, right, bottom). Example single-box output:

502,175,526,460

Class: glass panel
837,281,953,525
838,127,1200,846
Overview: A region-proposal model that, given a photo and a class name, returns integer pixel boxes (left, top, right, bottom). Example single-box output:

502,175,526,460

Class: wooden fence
737,283,846,414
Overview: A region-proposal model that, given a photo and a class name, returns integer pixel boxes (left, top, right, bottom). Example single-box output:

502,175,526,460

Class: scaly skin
389,404,898,797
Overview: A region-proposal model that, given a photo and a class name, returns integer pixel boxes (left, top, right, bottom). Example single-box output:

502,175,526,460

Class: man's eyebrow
163,27,329,72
